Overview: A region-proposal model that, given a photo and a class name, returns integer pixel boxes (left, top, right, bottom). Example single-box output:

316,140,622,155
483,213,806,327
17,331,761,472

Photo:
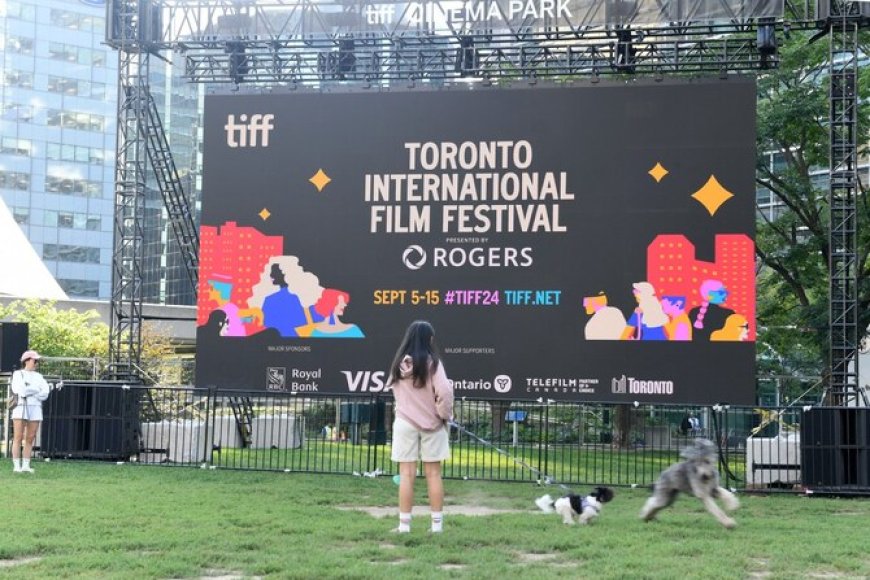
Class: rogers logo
402,245,426,270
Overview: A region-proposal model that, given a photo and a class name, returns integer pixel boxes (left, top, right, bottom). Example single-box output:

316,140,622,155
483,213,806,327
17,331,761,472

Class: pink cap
20,350,41,362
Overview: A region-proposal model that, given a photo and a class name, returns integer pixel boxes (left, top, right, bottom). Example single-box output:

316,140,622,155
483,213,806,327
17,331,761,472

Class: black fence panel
2,379,867,496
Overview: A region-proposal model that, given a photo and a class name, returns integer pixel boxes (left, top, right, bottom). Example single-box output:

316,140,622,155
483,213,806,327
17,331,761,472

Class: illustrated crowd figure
582,279,749,342
201,255,364,339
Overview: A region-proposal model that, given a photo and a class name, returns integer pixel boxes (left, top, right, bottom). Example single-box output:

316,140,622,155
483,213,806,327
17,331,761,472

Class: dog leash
448,419,574,494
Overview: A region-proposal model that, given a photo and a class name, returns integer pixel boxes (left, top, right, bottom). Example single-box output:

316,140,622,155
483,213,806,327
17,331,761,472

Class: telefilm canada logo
612,375,674,395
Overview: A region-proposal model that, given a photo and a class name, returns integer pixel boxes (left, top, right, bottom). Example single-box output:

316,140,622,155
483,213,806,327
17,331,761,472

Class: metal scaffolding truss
105,0,863,403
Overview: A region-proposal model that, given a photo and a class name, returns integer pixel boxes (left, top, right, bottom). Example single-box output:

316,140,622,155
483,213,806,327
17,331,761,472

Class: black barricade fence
2,380,868,495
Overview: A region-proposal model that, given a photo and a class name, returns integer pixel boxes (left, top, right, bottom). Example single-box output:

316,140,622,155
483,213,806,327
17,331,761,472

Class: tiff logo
225,113,275,148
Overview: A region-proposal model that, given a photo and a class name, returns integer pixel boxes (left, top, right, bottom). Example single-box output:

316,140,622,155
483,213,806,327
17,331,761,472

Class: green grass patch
0,460,866,579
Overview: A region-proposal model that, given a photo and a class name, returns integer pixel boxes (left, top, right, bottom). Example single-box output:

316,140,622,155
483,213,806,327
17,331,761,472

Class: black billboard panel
197,79,756,404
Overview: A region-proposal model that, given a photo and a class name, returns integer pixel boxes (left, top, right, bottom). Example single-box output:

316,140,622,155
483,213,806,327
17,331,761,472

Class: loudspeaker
801,408,870,489
41,382,140,460
0,322,28,372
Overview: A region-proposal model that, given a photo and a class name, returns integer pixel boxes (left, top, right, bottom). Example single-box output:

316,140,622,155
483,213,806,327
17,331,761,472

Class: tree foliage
755,31,870,387
0,299,108,358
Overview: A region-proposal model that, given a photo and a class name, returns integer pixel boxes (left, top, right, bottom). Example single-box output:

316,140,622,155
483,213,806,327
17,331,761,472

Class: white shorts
391,417,450,463
11,404,43,422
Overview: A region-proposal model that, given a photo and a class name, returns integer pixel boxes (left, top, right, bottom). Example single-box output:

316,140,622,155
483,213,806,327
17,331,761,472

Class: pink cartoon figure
660,295,692,341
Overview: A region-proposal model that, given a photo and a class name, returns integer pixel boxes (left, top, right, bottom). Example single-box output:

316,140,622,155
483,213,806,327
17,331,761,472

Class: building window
43,244,101,264
0,137,32,156
0,171,30,191
58,213,75,228
45,143,105,165
57,279,99,298
47,43,105,68
47,76,106,99
47,109,105,133
45,175,103,198
5,35,34,55
12,208,29,225
1,103,34,123
49,9,104,34
4,70,33,89
5,1,36,21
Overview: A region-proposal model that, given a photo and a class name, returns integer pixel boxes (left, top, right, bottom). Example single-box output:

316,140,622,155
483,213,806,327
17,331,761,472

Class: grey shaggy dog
639,438,740,528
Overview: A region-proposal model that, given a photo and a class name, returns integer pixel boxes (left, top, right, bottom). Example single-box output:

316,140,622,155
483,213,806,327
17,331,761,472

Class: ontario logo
451,375,512,392
612,375,674,395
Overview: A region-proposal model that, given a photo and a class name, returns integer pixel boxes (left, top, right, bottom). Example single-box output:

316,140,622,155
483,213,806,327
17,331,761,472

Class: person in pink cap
10,350,51,473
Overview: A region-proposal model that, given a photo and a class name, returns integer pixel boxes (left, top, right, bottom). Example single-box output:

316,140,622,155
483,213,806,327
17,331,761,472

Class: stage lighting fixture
226,41,249,84
756,17,777,69
454,36,478,77
615,28,636,73
338,37,356,78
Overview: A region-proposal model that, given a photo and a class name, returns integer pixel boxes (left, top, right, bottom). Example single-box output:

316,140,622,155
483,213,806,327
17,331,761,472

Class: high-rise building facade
1,0,117,299
1,0,201,304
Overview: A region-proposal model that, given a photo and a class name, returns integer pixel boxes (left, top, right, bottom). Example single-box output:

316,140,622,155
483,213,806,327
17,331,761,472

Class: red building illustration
197,222,284,325
647,234,755,340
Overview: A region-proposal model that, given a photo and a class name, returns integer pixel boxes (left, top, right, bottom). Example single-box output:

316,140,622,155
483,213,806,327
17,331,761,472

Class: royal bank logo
612,375,627,394
402,245,427,270
267,367,287,391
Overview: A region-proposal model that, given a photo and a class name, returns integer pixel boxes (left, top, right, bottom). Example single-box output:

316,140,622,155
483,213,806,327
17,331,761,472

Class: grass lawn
0,460,868,579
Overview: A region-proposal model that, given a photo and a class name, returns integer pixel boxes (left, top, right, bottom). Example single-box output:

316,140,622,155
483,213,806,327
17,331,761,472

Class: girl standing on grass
387,320,454,533
10,350,51,473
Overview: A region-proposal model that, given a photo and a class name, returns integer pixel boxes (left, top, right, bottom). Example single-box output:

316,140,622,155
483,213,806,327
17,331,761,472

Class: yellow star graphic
309,169,332,192
648,162,669,183
259,208,271,221
691,175,734,216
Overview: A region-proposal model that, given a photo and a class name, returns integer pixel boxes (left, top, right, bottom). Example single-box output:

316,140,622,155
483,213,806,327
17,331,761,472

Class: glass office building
1,0,201,304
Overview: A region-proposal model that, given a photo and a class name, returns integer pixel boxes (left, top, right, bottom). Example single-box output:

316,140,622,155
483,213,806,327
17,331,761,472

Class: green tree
755,31,870,394
0,299,109,358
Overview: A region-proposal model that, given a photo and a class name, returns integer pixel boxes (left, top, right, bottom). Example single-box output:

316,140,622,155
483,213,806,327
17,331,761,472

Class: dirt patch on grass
0,557,41,569
439,564,467,570
199,571,263,580
339,505,530,518
369,559,410,566
747,557,771,579
514,552,558,564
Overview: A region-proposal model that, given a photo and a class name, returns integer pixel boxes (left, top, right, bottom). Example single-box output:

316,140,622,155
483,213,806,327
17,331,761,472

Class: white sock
431,511,443,533
13,458,21,471
22,459,30,470
397,512,411,533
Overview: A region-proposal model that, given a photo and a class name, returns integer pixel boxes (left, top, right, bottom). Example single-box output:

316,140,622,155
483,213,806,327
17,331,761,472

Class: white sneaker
12,466,23,473
20,466,34,473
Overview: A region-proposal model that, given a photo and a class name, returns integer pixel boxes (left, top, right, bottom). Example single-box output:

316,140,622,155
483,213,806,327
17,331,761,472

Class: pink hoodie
390,355,454,431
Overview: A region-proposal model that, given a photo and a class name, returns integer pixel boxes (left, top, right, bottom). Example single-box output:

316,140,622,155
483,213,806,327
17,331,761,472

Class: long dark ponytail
388,320,441,389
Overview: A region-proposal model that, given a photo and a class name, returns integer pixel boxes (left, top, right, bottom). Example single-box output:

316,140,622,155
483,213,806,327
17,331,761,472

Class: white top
10,369,51,406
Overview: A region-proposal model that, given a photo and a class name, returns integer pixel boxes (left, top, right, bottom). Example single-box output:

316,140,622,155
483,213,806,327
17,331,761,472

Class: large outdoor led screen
196,79,756,404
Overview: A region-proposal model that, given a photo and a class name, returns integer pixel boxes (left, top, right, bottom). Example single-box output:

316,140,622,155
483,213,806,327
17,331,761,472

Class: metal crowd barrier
1,379,867,495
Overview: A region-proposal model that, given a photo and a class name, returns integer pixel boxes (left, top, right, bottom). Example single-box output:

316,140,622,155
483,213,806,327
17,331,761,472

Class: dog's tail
535,494,556,513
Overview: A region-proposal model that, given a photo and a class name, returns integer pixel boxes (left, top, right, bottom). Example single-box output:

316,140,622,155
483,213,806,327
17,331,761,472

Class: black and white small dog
640,438,740,528
535,487,615,525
